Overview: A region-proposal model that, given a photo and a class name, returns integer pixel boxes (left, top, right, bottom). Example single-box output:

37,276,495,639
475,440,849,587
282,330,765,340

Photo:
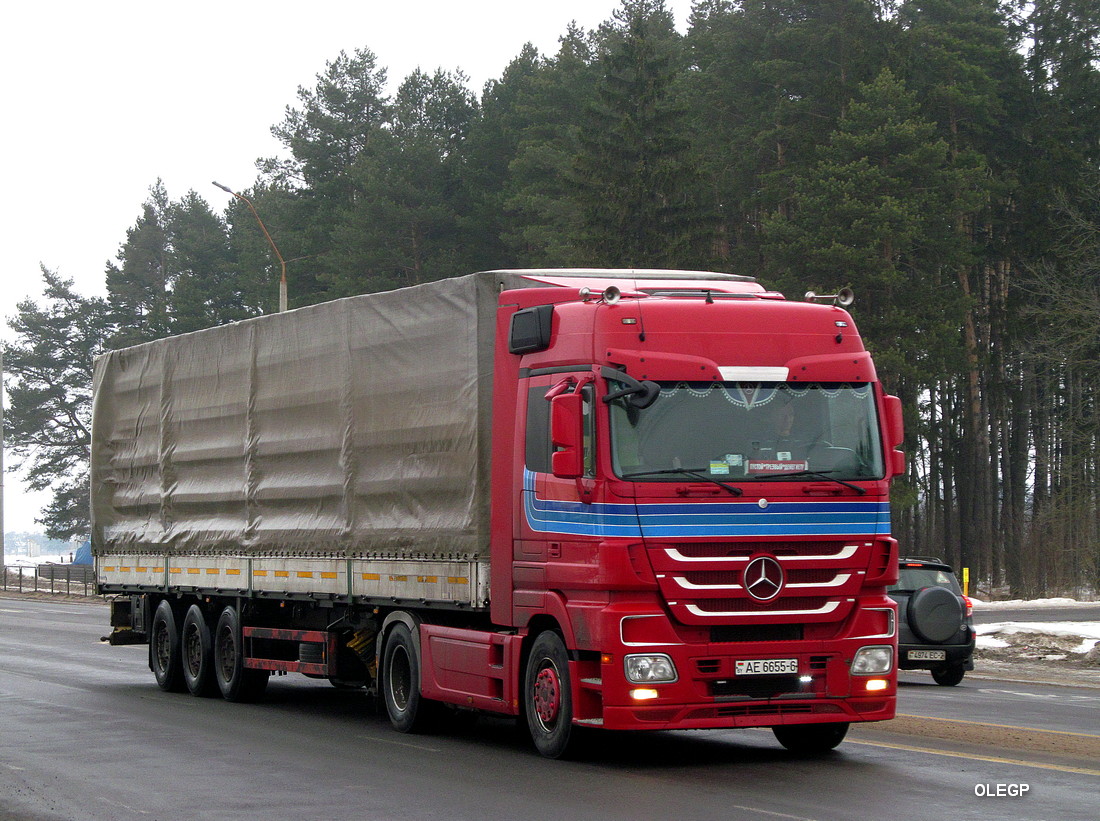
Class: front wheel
382,622,437,733
772,722,849,754
931,664,965,686
524,631,576,759
213,606,269,703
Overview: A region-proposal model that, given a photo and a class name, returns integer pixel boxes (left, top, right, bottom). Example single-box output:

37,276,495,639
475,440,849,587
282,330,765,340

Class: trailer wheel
772,722,849,754
150,599,185,692
381,622,435,733
524,631,576,759
213,605,269,703
181,605,217,697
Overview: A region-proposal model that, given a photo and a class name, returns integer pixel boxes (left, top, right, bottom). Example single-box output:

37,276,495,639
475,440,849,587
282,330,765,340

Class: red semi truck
94,269,903,758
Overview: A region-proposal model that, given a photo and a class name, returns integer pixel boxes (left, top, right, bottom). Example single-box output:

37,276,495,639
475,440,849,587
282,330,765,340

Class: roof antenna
705,290,714,304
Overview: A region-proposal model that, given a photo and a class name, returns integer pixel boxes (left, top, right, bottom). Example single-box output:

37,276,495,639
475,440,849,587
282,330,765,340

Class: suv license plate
735,658,798,676
908,650,947,661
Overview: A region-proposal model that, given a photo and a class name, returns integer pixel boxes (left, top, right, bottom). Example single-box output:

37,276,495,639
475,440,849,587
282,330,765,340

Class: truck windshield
608,382,885,482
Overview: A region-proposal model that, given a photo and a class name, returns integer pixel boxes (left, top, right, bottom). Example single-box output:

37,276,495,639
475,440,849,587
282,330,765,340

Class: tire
524,631,576,759
931,664,965,686
382,622,436,733
298,641,328,680
213,605,269,703
181,604,218,697
907,586,964,643
773,722,849,754
150,599,185,692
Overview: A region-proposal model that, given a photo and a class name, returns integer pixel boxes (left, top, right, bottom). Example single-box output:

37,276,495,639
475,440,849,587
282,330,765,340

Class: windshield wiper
622,468,744,496
751,470,866,495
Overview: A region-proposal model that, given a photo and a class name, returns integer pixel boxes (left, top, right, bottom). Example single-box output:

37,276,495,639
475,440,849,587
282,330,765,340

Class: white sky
0,0,691,534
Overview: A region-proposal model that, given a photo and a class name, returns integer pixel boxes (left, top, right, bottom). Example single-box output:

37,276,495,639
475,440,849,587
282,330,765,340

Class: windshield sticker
748,459,810,474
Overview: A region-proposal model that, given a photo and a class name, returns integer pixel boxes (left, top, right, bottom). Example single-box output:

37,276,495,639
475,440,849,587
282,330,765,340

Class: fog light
865,679,889,692
631,688,660,701
851,645,893,675
799,675,813,685
624,654,677,683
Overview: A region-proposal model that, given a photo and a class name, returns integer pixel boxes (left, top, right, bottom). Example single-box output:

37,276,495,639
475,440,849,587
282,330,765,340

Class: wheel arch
377,610,424,685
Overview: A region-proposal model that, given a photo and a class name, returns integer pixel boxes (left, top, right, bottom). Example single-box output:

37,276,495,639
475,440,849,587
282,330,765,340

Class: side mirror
883,395,904,450
550,392,584,479
883,394,905,477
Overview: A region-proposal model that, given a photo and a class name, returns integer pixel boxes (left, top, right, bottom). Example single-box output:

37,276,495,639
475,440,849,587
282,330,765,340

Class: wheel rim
153,621,170,673
184,624,202,677
389,645,412,712
216,625,236,681
533,660,561,727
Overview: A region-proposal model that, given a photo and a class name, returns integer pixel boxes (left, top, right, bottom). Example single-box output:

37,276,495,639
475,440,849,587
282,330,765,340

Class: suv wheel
931,664,965,686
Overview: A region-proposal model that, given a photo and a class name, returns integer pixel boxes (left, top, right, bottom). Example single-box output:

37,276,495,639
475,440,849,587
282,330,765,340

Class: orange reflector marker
601,653,614,665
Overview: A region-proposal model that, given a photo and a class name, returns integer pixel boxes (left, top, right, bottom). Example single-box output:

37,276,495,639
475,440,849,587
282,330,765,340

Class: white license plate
908,650,947,661
735,658,799,676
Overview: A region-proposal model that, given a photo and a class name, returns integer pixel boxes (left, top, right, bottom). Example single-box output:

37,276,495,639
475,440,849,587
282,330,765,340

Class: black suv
888,557,975,686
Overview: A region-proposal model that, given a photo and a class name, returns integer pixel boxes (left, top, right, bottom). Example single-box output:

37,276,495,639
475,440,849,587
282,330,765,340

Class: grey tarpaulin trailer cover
91,272,533,606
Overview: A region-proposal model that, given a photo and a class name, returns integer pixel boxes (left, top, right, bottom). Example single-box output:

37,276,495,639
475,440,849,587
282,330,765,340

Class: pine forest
4,0,1099,597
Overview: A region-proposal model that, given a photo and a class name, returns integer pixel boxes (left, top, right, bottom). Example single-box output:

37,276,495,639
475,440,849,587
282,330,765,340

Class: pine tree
324,69,478,295
260,47,392,302
105,180,172,346
2,270,113,539
572,0,702,266
501,25,601,265
168,191,256,333
686,0,890,267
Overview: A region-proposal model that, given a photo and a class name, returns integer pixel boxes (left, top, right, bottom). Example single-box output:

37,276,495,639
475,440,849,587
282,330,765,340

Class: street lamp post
1,349,6,575
213,181,288,313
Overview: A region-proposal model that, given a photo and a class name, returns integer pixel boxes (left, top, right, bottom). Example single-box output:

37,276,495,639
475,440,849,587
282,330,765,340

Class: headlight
851,645,893,675
623,654,677,683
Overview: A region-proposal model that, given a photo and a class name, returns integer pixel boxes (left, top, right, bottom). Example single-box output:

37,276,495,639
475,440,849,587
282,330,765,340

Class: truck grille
649,539,873,625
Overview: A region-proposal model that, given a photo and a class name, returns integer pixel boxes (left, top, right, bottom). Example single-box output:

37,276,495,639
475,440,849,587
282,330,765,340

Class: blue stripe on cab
523,470,890,538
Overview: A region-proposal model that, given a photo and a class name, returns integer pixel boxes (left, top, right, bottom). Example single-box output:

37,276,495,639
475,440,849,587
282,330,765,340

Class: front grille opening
696,597,823,613
710,624,804,643
713,675,803,699
669,541,853,559
681,569,839,586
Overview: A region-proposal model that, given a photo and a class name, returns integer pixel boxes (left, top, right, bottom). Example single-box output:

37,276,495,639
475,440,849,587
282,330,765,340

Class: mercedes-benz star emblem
743,556,784,602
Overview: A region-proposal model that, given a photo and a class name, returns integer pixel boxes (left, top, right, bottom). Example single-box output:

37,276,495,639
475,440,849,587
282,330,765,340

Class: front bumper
587,622,897,731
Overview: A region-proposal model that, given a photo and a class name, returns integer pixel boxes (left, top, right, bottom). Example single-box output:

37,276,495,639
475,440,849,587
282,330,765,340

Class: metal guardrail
0,564,97,596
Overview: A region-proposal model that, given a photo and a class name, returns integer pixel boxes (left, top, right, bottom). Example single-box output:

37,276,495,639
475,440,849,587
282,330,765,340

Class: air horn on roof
804,287,854,307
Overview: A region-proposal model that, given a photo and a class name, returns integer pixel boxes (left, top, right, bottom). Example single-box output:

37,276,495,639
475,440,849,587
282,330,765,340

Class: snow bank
970,597,1089,609
976,621,1100,654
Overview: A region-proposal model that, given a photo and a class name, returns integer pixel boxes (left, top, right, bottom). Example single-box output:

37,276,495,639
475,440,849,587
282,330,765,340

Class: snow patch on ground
979,621,1099,654
971,596,1091,609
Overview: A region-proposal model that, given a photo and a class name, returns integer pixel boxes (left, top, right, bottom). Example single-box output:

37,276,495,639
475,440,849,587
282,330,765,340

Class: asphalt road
1,597,1097,821
972,603,1100,625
